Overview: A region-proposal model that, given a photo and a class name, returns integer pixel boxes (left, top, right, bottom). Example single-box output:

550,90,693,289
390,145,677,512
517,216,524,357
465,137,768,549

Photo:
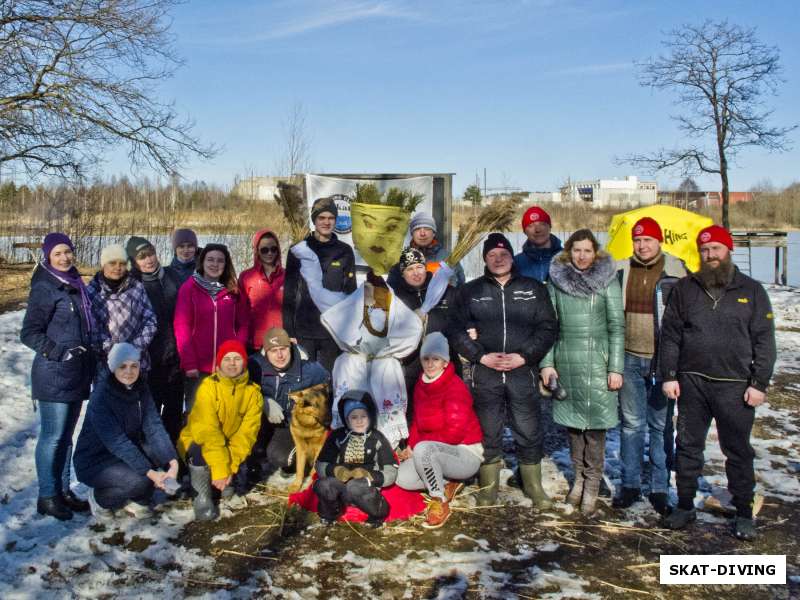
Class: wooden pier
731,231,789,285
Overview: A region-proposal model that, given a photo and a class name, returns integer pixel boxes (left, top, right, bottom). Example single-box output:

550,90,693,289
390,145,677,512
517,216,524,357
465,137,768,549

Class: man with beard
659,225,776,540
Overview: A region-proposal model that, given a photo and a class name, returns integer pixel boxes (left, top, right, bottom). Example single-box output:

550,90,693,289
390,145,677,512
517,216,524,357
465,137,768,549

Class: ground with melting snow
0,285,798,599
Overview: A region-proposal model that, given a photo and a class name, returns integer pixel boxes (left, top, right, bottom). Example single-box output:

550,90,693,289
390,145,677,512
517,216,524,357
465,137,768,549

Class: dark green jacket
540,252,624,430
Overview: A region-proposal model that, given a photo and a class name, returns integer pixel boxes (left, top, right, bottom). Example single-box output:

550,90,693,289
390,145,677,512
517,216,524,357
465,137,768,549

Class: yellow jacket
178,370,263,480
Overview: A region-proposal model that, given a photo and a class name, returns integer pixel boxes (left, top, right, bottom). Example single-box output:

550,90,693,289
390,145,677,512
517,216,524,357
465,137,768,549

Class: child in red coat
396,332,483,528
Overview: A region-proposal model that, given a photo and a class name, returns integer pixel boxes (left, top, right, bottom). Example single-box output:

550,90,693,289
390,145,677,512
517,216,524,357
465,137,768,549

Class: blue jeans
35,400,83,498
618,353,669,493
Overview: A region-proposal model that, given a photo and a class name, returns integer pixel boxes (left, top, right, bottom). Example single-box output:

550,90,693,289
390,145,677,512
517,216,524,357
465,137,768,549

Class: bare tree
0,0,216,180
623,20,796,228
273,101,312,179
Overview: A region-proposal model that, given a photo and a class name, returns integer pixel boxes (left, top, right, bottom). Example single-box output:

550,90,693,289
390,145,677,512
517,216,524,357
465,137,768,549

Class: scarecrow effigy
277,182,522,449
290,185,452,448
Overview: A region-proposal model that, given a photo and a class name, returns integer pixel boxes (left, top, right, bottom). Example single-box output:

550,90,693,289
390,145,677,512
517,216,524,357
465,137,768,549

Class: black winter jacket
20,266,94,402
449,270,558,369
658,267,776,392
74,369,177,482
282,233,356,340
315,394,398,487
133,266,182,373
392,272,460,368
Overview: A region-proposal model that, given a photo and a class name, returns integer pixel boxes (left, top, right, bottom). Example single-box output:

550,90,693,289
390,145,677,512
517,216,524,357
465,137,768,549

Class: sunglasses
259,246,279,255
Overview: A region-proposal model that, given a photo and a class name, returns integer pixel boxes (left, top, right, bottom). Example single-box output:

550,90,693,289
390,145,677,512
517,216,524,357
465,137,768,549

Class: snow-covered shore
0,285,797,598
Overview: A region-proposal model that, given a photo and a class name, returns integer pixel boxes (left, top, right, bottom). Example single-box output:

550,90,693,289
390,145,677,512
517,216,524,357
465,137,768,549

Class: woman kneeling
177,340,263,521
74,343,179,520
397,333,484,528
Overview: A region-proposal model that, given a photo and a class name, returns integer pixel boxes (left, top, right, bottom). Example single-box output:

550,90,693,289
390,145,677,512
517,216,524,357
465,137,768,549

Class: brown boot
581,479,600,516
444,481,464,503
566,472,584,507
422,499,451,529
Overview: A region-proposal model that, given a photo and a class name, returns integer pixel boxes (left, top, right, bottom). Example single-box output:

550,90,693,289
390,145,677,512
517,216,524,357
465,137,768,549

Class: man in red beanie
514,206,562,282
659,224,776,541
613,217,686,515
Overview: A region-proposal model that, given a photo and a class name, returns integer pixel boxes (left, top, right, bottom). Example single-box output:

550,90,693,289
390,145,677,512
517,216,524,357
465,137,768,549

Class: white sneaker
87,488,115,521
120,501,153,519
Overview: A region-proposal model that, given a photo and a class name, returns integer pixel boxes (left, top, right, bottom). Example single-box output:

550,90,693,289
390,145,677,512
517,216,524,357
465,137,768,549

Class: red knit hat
521,206,551,229
631,217,663,242
215,339,248,369
696,225,734,250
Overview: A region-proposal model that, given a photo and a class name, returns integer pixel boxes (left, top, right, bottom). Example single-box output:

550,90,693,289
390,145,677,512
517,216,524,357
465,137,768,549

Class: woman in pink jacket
238,229,285,352
174,243,249,409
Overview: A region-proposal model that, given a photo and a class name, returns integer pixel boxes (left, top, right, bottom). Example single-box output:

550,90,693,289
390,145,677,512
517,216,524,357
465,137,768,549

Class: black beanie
311,196,338,222
482,232,513,259
398,246,426,272
126,236,155,261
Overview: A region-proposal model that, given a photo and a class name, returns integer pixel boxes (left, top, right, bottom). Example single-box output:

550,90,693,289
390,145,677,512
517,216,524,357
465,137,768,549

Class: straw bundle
353,183,424,212
274,182,310,243
446,196,522,267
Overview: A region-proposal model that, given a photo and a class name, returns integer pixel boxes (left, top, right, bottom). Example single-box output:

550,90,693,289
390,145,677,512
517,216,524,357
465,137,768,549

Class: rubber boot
189,463,219,521
476,461,502,507
580,479,600,516
519,463,554,510
566,472,584,507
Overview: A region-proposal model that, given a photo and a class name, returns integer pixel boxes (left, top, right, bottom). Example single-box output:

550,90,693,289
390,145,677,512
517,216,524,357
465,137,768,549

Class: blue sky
136,0,799,194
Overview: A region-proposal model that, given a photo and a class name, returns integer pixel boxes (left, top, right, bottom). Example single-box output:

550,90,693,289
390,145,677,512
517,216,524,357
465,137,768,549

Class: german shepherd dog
287,382,331,492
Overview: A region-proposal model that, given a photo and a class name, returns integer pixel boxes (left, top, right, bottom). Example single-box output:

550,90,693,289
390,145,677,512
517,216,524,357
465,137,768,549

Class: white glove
266,398,285,424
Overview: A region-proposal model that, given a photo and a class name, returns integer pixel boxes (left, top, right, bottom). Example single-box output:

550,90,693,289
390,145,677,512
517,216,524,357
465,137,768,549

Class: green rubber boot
519,462,554,510
476,460,502,507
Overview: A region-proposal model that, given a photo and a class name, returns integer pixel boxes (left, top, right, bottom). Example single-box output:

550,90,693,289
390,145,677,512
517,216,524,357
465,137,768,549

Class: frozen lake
2,230,798,287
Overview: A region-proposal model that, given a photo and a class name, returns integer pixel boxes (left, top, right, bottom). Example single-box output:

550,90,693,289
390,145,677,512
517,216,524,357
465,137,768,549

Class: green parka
540,251,624,430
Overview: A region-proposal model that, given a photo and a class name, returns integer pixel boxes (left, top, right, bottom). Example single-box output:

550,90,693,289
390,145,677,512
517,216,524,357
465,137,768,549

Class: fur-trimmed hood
549,251,617,297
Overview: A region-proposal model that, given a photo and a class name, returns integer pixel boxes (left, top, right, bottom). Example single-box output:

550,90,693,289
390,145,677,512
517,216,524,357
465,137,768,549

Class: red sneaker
423,500,451,529
444,481,464,503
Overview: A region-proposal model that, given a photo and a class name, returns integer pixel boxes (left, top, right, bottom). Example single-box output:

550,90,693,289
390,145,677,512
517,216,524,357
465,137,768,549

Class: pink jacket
174,277,250,374
238,229,285,350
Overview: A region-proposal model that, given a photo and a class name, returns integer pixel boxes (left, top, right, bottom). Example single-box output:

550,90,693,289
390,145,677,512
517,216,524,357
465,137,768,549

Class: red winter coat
174,277,249,374
408,362,483,448
238,229,285,350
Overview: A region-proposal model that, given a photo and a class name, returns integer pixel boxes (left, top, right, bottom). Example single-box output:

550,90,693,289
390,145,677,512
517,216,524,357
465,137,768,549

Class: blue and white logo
333,194,352,235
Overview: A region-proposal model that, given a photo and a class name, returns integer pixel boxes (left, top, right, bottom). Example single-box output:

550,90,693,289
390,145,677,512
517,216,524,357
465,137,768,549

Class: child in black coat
314,390,398,526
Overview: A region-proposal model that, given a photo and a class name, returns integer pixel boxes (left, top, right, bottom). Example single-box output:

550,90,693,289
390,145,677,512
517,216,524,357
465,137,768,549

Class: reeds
447,195,522,267
274,182,310,243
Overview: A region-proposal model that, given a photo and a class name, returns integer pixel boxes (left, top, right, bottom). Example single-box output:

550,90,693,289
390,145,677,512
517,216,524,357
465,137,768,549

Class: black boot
733,516,756,541
62,490,90,513
612,486,641,509
37,496,73,521
661,507,696,530
648,492,671,516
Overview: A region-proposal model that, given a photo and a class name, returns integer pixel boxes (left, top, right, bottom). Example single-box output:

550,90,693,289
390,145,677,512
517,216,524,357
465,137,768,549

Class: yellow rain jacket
178,371,263,480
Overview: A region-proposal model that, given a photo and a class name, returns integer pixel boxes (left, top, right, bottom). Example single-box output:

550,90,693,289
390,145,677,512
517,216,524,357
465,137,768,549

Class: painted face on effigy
350,202,410,276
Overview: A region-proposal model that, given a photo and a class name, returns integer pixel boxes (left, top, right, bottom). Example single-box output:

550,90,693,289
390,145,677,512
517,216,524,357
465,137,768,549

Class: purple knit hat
42,232,75,264
172,228,198,250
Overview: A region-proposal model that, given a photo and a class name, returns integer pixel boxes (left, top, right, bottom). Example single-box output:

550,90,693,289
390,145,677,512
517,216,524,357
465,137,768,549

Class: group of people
21,200,776,539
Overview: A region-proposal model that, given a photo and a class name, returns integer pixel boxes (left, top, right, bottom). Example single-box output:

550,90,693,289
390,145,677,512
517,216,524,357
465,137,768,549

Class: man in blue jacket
513,206,562,283
248,327,330,477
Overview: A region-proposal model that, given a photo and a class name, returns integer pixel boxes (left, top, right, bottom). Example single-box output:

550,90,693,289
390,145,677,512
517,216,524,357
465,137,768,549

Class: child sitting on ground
313,390,398,527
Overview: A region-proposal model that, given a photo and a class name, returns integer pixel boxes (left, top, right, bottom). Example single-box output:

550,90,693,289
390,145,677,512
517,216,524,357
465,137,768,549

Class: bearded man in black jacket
449,233,558,509
659,225,776,541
